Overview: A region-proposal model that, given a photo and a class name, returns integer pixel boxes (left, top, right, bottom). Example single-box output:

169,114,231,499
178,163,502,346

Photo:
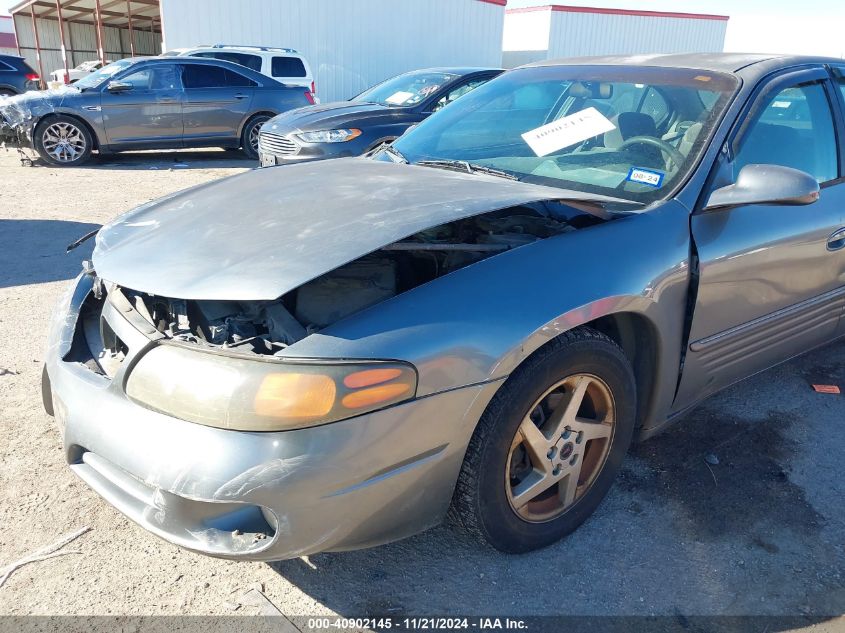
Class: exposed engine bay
113,202,604,355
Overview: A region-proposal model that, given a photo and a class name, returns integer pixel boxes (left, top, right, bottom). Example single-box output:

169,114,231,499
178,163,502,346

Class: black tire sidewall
241,115,270,159
474,336,637,553
34,115,93,166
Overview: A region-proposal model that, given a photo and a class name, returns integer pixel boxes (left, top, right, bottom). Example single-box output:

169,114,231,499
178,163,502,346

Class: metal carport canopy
9,0,160,84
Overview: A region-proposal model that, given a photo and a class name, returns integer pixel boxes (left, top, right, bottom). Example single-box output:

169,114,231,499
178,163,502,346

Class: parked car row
0,55,314,164
40,53,845,561
0,45,498,166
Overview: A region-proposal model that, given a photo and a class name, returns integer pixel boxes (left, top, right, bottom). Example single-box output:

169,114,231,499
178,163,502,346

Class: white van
163,44,317,100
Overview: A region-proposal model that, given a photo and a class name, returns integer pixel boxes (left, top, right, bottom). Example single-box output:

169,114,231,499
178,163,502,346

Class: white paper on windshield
521,107,616,157
385,91,415,105
771,100,792,109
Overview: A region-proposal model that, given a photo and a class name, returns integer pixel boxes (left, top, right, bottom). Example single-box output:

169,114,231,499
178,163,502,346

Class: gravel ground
0,148,843,630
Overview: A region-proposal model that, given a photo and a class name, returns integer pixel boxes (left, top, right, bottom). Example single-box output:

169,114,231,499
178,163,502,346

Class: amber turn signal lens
343,367,404,389
254,373,336,420
341,382,412,409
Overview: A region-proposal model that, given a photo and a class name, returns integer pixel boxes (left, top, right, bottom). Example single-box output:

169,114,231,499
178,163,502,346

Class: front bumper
44,273,499,561
257,132,369,167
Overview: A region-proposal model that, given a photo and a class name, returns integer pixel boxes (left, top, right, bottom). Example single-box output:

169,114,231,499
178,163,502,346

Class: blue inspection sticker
627,167,664,188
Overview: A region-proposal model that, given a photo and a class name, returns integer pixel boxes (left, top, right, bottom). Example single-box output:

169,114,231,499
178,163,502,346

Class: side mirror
704,164,819,211
106,81,132,94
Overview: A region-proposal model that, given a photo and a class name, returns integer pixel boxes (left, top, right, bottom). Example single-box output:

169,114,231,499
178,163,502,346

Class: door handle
158,96,176,103
827,227,845,251
234,93,248,100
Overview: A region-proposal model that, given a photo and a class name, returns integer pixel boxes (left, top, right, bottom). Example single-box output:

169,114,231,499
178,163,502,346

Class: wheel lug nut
576,431,584,444
547,447,557,460
562,427,571,440
570,455,578,466
553,465,561,476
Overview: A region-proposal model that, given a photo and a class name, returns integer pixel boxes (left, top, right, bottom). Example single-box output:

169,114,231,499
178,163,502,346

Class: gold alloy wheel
505,373,616,522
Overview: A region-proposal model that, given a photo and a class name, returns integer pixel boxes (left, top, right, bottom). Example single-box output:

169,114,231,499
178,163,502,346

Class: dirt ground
0,148,844,629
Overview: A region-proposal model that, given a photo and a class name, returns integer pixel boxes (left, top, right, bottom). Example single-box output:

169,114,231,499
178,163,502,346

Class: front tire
450,327,637,553
241,114,271,160
34,115,93,166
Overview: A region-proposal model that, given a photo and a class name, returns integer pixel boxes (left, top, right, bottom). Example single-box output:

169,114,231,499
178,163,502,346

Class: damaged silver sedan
43,54,845,559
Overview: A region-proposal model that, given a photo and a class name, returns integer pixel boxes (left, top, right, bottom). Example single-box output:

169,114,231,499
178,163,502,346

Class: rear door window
736,82,838,183
271,56,306,78
182,64,257,89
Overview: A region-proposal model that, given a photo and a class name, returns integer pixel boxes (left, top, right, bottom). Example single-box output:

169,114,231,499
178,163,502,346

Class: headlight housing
296,128,362,143
125,344,417,431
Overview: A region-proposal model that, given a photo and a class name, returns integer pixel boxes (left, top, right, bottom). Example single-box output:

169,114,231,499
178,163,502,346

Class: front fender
284,200,692,429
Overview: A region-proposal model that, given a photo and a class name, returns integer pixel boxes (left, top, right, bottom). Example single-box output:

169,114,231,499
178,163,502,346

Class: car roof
410,67,504,76
181,46,303,56
525,53,844,78
123,55,281,83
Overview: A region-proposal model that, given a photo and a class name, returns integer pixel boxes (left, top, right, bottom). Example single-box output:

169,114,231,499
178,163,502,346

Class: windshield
353,70,458,107
386,65,738,204
74,59,134,90
76,60,100,71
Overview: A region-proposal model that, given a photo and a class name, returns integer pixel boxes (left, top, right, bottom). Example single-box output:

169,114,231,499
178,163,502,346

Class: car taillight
310,80,316,95
305,90,315,105
26,73,40,82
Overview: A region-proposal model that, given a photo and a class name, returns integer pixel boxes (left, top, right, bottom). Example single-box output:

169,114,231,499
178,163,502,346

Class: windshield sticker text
521,107,616,157
385,91,415,105
627,167,664,188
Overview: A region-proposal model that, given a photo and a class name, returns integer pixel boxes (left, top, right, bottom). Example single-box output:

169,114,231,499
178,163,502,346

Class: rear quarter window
271,56,306,78
0,59,15,71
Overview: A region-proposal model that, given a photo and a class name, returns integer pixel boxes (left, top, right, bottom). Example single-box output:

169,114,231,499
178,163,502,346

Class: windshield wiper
416,159,519,181
380,144,408,163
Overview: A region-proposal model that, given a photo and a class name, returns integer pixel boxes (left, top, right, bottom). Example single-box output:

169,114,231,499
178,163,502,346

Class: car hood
265,100,406,132
92,158,579,301
0,86,82,125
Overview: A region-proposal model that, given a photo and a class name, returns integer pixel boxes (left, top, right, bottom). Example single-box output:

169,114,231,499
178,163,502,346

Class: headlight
125,344,417,431
296,128,362,143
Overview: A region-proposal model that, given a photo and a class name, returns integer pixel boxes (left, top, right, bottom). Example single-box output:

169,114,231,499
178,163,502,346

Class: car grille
259,131,299,156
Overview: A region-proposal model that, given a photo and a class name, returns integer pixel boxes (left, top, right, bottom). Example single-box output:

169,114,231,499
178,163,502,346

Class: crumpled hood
0,87,82,128
93,158,570,301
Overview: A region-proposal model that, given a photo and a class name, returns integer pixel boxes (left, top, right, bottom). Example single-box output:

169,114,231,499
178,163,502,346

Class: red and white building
503,4,729,68
0,15,19,55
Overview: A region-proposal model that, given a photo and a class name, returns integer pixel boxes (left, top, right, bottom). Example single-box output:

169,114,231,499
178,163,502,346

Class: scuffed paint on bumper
45,273,501,561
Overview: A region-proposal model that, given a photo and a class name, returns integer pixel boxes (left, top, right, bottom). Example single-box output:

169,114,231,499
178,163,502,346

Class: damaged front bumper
0,97,35,147
44,272,499,560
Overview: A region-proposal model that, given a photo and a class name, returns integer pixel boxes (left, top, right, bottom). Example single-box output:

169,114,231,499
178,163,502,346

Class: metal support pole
55,0,70,83
126,0,135,56
29,10,45,89
94,0,106,65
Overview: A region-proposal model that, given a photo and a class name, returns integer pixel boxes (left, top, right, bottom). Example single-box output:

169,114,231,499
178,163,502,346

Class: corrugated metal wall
160,0,506,102
502,8,727,68
546,11,727,58
12,13,160,78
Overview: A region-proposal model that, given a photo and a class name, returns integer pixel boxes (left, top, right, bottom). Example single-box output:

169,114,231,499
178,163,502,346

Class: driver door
673,67,845,407
100,64,183,147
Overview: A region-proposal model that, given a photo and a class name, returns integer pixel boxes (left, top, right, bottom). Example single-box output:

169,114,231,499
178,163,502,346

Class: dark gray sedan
0,56,313,165
257,67,501,166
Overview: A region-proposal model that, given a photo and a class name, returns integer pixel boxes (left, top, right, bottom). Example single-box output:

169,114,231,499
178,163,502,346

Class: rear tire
34,115,93,166
450,327,637,553
241,114,271,160
0,89,15,97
